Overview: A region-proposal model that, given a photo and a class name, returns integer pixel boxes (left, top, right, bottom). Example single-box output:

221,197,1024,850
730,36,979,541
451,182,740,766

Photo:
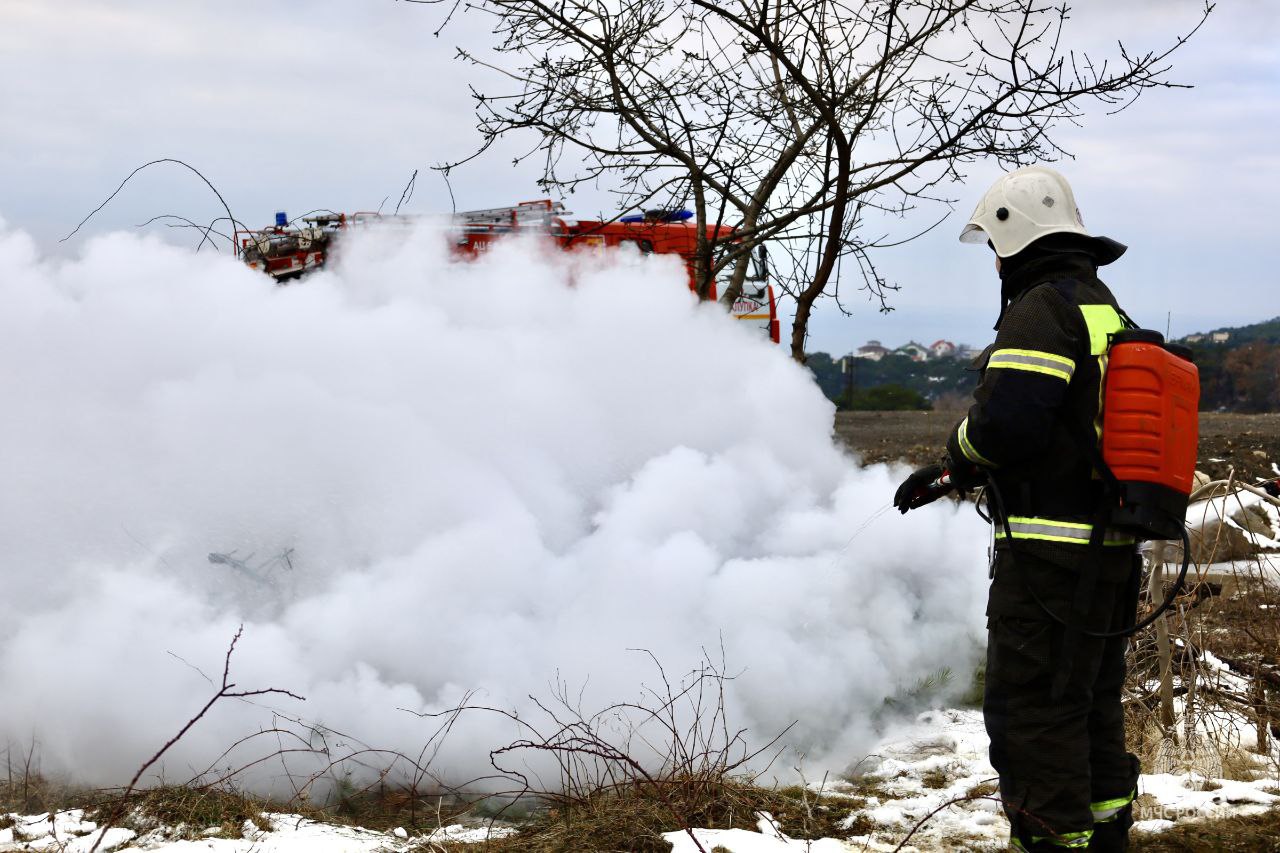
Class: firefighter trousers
983,544,1142,852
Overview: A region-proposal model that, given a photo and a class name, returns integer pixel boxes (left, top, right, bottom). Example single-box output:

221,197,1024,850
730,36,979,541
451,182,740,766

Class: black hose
984,476,1191,639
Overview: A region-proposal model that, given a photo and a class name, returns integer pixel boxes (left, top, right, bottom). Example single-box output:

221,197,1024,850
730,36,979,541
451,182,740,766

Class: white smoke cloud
0,220,989,790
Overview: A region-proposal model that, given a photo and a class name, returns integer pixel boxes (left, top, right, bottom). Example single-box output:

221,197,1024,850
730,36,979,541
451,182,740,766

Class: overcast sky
2,0,1276,353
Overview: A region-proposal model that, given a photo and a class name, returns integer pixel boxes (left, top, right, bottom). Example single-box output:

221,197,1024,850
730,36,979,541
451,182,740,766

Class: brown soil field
835,410,1280,484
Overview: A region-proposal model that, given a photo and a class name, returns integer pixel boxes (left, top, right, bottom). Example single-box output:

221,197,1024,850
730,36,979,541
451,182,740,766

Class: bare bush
1125,474,1280,787
401,649,810,850
85,626,304,852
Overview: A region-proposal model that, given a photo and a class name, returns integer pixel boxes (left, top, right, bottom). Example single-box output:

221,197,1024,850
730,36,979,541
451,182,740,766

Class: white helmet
959,166,1090,258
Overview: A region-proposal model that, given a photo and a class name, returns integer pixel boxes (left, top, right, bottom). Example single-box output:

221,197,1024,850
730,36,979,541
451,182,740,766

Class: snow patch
0,810,512,852
665,708,1280,851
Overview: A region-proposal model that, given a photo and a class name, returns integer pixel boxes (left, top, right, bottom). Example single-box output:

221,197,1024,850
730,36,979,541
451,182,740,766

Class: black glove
1265,479,1280,498
894,464,952,514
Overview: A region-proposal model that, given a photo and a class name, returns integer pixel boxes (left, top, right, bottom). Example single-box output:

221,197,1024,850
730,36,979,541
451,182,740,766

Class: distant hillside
1182,317,1280,413
808,316,1280,413
1179,316,1280,347
806,352,977,410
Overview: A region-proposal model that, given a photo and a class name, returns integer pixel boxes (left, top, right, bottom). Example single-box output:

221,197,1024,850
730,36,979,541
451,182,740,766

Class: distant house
855,340,890,361
930,339,958,359
894,341,930,362
1211,331,1230,343
956,344,984,361
1183,334,1205,344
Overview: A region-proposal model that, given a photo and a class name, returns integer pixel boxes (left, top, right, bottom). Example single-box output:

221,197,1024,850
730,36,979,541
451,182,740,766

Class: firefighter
894,166,1140,851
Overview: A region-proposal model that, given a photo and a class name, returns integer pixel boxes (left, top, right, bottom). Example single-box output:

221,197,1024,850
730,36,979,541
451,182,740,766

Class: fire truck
238,200,780,343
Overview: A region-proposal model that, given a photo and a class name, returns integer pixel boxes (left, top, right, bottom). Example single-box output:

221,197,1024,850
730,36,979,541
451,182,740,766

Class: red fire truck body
239,200,780,343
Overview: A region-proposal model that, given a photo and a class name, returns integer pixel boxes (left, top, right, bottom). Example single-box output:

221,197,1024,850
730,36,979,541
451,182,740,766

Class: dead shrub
406,650,841,852
119,786,273,839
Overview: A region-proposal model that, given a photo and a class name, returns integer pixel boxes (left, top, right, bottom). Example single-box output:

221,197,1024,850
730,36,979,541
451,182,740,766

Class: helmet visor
958,223,988,244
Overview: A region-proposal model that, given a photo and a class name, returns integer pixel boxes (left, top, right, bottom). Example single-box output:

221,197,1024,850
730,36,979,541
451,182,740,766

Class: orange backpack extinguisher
1099,329,1200,540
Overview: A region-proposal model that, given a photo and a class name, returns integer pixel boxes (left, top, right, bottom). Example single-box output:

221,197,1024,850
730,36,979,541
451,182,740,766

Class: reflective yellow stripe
1079,304,1125,444
1033,830,1093,848
988,359,1073,382
992,348,1076,369
988,348,1076,382
994,515,1136,546
958,416,997,468
1079,304,1124,356
1018,830,1095,848
1091,790,1136,822
1091,791,1136,812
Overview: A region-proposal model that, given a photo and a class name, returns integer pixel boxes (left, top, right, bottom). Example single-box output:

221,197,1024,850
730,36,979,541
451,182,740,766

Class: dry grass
919,768,950,790
119,783,479,837
120,786,275,840
1,777,279,842
421,778,856,852
1130,808,1280,851
837,773,890,800
1,773,478,842
965,779,999,799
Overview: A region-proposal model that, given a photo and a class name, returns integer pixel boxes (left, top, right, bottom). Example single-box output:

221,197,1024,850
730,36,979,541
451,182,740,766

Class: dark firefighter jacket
946,236,1134,562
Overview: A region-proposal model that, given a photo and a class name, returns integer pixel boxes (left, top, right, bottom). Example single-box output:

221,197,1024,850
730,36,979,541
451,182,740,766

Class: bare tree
427,0,1210,360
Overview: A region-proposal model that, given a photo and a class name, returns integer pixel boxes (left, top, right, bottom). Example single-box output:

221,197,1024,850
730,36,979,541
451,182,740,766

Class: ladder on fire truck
456,199,567,233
